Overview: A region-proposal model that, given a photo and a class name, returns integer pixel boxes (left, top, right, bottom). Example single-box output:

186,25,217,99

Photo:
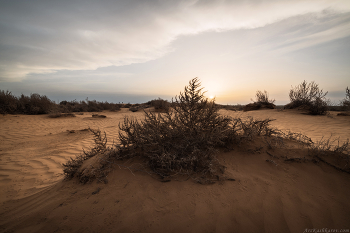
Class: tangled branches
286,80,329,115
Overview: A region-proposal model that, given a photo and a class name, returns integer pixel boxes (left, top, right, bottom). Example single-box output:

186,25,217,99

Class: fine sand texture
1,108,350,233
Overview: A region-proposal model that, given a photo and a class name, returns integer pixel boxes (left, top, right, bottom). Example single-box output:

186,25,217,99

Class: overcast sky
1,0,350,104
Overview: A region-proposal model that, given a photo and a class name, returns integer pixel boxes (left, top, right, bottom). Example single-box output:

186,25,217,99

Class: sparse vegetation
217,104,243,111
48,113,76,118
59,99,121,113
63,78,282,183
255,90,275,105
147,98,170,112
285,80,329,115
0,90,121,115
62,78,350,184
0,90,55,115
244,90,275,111
340,87,350,111
63,128,110,182
0,90,18,114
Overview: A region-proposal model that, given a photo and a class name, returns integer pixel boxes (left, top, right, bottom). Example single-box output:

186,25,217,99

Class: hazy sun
209,95,214,99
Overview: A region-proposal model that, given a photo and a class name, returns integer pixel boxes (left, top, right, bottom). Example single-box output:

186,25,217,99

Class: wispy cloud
1,0,350,81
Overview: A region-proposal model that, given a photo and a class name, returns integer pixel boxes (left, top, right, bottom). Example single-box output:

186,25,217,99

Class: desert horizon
1,1,350,232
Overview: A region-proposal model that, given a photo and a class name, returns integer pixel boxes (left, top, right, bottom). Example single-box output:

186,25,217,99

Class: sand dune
0,109,349,232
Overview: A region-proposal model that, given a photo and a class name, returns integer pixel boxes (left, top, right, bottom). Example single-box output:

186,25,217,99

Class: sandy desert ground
0,108,350,233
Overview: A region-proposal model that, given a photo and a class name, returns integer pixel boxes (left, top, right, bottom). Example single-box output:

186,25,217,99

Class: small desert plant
254,90,275,104
286,80,329,115
244,90,275,111
308,137,350,173
340,87,350,111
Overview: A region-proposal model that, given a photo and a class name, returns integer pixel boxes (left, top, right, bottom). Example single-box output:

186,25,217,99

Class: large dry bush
286,80,329,115
117,78,233,182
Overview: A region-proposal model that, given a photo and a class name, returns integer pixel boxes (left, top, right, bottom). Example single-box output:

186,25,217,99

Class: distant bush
0,91,55,115
340,87,350,111
147,98,170,112
59,99,121,113
285,80,329,115
123,103,132,108
0,90,121,115
255,90,275,105
129,106,139,112
1,90,56,115
244,90,275,111
0,90,18,114
48,113,76,118
17,93,55,114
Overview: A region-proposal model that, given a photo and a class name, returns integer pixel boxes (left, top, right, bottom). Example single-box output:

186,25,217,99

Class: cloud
1,0,350,81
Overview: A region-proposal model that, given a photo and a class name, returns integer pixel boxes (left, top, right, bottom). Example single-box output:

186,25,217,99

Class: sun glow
209,95,214,99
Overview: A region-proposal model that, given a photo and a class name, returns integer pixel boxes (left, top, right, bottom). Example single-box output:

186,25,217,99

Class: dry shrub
243,102,275,111
123,103,132,108
129,106,139,112
0,90,18,114
59,99,121,113
0,91,55,115
308,137,350,173
63,128,120,183
340,87,350,111
285,80,329,115
117,78,232,182
244,90,275,111
255,90,275,105
147,98,170,112
267,132,350,174
48,113,76,118
92,114,106,118
17,93,55,114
